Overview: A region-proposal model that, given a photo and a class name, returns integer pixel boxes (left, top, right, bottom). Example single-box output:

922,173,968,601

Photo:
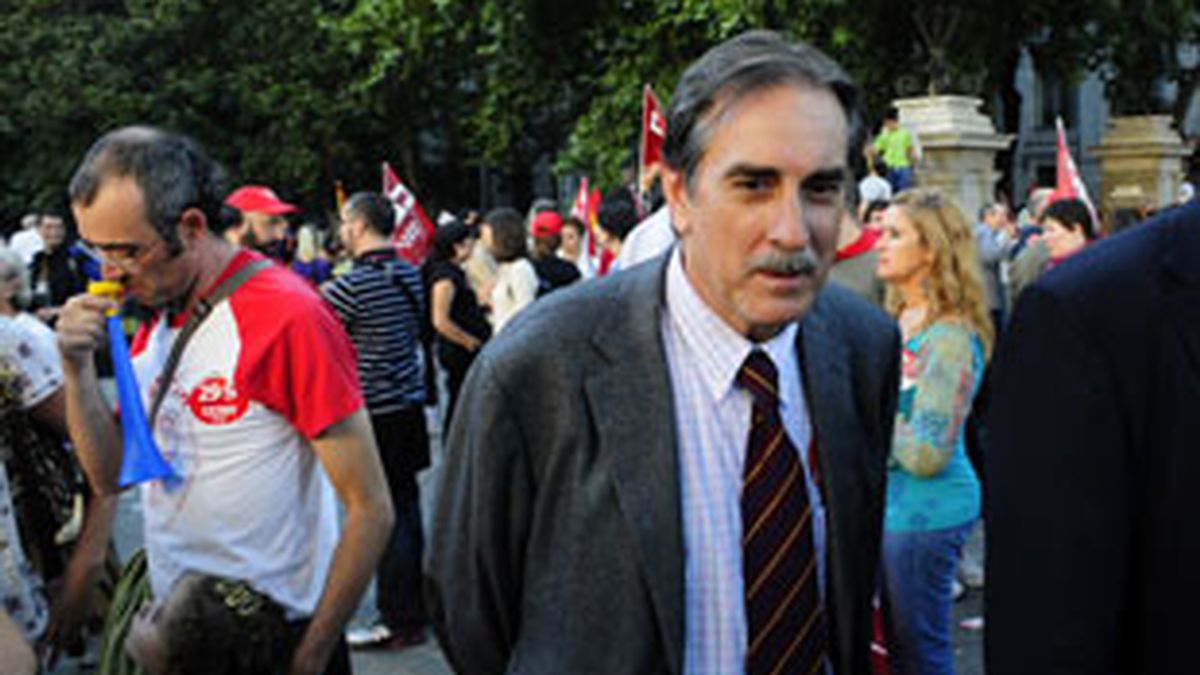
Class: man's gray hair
662,30,863,191
68,126,228,255
0,244,31,308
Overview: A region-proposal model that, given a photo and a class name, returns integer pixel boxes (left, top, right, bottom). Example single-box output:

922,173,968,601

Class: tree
1092,0,1198,117
2,0,1193,229
0,0,365,228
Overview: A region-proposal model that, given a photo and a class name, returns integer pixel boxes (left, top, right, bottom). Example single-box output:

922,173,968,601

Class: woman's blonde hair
886,188,994,358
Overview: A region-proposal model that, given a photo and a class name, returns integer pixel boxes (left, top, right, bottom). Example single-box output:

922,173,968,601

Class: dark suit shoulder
1036,204,1191,304
812,281,899,357
1026,203,1198,339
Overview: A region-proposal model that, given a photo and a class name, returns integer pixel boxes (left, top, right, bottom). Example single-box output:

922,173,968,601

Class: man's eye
804,182,842,203
735,176,773,192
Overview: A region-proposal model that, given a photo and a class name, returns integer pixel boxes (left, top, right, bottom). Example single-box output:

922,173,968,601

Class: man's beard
241,228,286,261
255,240,287,261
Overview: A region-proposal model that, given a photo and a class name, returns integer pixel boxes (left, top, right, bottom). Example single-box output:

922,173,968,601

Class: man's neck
178,236,239,317
354,233,391,258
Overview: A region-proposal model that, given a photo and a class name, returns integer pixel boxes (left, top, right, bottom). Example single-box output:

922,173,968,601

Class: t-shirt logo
187,376,249,425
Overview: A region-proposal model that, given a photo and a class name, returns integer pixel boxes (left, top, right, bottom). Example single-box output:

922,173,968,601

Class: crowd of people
0,27,1196,675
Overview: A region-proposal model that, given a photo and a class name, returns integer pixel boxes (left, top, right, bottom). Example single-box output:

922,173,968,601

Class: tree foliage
0,0,1195,228
0,0,366,226
1091,0,1198,115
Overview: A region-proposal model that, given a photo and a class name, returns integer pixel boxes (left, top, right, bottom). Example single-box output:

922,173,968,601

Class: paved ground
51,405,984,674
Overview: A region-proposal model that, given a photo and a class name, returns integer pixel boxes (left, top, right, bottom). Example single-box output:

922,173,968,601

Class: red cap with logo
531,211,563,238
225,185,299,216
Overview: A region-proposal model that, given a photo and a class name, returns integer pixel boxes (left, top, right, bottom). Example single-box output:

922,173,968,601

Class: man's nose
100,260,127,282
767,190,811,249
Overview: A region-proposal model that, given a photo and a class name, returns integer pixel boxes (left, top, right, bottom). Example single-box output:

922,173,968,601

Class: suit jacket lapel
584,257,684,674
796,297,860,656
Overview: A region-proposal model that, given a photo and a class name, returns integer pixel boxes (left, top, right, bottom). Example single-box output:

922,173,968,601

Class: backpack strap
148,258,272,427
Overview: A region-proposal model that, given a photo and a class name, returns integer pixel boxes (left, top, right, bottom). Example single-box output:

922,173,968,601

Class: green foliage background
0,0,1195,228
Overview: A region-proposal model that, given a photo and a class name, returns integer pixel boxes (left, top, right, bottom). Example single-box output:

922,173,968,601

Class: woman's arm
892,323,981,477
430,279,481,352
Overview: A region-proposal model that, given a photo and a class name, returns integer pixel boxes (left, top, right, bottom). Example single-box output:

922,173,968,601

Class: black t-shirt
29,247,87,309
532,256,581,296
424,260,491,343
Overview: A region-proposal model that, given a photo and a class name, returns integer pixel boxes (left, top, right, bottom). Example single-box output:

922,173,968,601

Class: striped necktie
738,349,827,675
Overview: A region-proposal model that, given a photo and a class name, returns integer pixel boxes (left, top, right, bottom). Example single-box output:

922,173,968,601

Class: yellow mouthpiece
87,281,124,317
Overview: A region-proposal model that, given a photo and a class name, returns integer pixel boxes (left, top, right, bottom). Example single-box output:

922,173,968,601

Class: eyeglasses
81,236,165,270
0,270,18,282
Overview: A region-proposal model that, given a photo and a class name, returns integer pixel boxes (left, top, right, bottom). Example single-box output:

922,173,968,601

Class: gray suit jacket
426,253,900,674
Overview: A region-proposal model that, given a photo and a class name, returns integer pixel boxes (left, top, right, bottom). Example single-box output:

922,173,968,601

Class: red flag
587,187,617,275
571,177,596,257
639,85,666,198
1049,117,1097,222
570,176,590,222
382,162,434,264
588,187,602,233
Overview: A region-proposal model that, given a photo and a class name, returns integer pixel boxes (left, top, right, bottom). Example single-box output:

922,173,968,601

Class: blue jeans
887,167,915,192
881,520,974,675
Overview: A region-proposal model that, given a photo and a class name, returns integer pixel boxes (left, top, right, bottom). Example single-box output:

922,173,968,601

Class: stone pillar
893,96,1013,221
1090,115,1190,215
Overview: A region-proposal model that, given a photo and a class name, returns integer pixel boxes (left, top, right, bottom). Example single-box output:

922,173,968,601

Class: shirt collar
354,247,397,265
665,247,799,405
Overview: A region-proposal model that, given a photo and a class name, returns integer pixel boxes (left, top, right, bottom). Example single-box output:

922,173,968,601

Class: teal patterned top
885,320,983,532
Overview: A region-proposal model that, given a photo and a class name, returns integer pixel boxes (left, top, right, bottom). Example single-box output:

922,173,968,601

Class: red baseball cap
531,211,563,238
224,185,299,216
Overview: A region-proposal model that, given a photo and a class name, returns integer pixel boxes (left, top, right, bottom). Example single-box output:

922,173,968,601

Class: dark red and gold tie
738,349,827,675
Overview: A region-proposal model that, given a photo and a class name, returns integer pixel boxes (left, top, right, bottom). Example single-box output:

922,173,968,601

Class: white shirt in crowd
490,258,538,334
857,174,893,206
8,229,43,266
613,206,677,272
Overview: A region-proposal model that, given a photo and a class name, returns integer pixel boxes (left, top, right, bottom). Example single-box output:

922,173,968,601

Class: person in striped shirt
323,192,431,651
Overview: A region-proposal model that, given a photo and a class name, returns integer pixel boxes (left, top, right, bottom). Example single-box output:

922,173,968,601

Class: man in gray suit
427,31,899,675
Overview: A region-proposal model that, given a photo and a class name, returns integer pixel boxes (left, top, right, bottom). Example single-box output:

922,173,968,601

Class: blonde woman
875,189,992,674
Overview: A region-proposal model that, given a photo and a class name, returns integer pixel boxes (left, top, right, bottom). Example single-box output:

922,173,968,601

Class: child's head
127,574,290,675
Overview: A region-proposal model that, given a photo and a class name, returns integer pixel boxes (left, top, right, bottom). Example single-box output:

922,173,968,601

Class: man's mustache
748,249,821,276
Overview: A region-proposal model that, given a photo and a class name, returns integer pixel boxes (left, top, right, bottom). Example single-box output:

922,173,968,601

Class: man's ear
177,207,209,242
661,165,692,237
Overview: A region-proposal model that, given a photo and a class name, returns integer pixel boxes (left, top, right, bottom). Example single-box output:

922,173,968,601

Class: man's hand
57,294,116,370
288,642,332,675
38,492,117,670
39,562,95,669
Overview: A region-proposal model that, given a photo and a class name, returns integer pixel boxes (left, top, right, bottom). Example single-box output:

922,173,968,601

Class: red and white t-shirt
130,251,363,617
